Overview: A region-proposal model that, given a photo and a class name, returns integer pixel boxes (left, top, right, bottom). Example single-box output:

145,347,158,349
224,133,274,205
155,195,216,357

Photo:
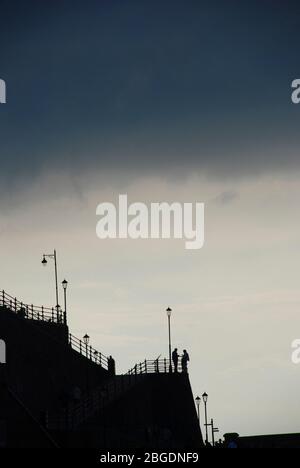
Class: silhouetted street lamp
83,333,90,392
42,250,59,320
62,279,68,326
211,419,219,447
166,307,172,373
83,334,90,357
202,392,208,444
195,396,201,422
204,418,219,447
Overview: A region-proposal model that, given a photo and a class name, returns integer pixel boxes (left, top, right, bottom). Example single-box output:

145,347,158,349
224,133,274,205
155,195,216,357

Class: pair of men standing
172,348,190,373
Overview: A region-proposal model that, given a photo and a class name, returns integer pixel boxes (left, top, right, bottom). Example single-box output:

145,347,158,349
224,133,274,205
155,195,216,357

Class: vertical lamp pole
166,307,172,373
195,396,201,423
83,334,90,358
83,334,90,391
62,279,68,326
210,419,219,447
211,419,219,447
202,392,208,444
42,249,59,321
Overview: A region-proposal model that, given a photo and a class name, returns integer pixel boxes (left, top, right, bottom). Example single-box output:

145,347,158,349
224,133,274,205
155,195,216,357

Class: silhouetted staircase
46,358,179,433
46,373,145,431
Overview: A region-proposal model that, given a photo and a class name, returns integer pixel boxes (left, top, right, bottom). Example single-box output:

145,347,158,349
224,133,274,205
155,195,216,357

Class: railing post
51,307,54,322
2,290,4,307
79,340,82,355
31,304,34,320
41,306,44,321
14,297,17,312
144,360,147,374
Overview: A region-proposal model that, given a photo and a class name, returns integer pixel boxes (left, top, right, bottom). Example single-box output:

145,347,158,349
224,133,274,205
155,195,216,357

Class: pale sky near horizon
1,0,300,438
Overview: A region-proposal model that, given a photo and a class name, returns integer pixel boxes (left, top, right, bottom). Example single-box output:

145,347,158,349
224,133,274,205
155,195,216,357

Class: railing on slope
68,333,109,369
1,289,110,370
46,374,142,431
126,358,183,375
47,358,186,432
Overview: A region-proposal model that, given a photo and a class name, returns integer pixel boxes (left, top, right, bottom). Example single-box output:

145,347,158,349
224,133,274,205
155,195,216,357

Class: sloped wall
73,373,203,449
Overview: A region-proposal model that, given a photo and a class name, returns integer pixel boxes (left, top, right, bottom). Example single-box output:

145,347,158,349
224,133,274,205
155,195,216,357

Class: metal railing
0,289,63,323
0,289,110,370
126,358,183,375
47,358,185,431
46,374,143,431
68,333,109,369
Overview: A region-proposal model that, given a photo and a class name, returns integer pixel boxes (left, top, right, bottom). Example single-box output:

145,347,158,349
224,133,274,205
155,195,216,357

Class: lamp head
166,307,172,317
41,256,47,266
83,334,90,346
202,392,208,403
62,279,68,290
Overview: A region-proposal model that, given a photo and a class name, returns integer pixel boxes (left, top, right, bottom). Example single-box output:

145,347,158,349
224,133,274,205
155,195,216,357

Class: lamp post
166,307,172,373
195,396,201,422
42,250,59,321
83,334,90,391
202,392,208,444
62,279,68,326
83,334,90,358
211,419,219,447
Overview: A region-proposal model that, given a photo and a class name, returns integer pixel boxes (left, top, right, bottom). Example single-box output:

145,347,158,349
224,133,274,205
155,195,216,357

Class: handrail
68,333,109,369
0,289,111,370
126,358,183,375
0,289,63,323
46,374,143,431
47,357,185,431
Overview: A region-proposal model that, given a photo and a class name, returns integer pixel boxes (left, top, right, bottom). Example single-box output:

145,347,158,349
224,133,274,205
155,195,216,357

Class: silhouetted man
108,356,116,375
181,349,190,373
172,348,179,372
17,307,26,319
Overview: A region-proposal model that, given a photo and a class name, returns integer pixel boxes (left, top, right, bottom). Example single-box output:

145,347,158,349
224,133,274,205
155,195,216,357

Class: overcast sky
1,0,300,437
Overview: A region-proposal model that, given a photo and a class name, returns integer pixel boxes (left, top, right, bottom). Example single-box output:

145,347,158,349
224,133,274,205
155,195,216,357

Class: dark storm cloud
1,0,300,189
